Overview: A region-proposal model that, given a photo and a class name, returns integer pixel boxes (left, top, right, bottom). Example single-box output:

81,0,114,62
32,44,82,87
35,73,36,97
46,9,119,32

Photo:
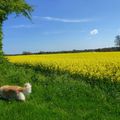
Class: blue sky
3,0,120,54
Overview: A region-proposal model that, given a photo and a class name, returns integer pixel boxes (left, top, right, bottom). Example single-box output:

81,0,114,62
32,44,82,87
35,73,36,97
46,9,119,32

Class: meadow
0,52,119,120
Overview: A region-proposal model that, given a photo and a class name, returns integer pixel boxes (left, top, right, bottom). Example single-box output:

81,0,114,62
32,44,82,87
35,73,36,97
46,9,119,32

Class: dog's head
23,83,32,95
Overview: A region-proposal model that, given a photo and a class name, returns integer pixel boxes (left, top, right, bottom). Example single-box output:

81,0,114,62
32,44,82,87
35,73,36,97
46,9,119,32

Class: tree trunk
0,20,4,64
0,21,3,57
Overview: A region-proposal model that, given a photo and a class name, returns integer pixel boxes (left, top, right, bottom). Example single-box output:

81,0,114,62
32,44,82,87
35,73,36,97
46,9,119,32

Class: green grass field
0,60,120,120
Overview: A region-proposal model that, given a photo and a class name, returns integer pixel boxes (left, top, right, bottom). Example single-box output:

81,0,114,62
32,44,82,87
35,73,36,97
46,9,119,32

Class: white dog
0,83,32,101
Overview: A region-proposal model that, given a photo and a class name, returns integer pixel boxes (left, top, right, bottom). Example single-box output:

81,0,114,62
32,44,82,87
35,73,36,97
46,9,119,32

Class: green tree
0,0,33,58
115,35,120,47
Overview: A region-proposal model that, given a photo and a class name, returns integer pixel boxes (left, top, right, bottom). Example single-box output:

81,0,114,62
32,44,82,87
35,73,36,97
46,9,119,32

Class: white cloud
34,16,93,23
90,29,98,35
11,25,34,29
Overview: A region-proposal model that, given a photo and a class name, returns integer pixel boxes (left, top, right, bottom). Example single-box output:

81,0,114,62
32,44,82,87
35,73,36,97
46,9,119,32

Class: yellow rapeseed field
7,52,120,81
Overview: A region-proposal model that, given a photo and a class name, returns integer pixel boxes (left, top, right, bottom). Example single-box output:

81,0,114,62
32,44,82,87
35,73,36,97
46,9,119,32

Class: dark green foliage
0,0,33,21
115,35,120,47
0,62,120,120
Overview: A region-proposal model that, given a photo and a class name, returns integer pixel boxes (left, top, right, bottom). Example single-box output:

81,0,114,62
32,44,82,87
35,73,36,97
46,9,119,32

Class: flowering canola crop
7,52,120,81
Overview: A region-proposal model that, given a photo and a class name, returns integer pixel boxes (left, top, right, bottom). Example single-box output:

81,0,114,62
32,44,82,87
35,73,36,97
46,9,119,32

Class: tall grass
0,61,120,120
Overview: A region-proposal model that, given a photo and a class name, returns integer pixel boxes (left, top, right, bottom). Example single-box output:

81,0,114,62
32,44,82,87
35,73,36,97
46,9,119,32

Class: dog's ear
23,83,32,95
24,83,31,88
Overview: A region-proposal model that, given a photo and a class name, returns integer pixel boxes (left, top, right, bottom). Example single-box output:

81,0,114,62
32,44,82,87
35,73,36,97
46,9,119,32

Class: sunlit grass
0,62,120,120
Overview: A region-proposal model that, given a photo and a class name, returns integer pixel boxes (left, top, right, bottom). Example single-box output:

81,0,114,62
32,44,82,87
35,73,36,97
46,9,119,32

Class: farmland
8,52,120,82
0,52,120,120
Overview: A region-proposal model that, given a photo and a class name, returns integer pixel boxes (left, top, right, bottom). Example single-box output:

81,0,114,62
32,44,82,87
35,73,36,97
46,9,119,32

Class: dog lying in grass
0,83,32,101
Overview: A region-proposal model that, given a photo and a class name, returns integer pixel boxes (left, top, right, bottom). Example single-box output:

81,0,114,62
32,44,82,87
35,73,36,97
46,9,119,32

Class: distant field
7,52,120,82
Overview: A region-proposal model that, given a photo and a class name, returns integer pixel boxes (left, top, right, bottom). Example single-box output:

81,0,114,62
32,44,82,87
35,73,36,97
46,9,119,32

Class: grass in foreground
0,61,120,120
